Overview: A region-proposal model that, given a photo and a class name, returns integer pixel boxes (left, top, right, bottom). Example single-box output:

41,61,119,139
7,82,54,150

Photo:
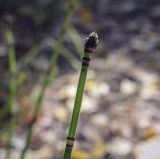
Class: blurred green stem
19,0,77,159
68,27,84,58
4,28,17,159
5,29,17,114
17,39,80,72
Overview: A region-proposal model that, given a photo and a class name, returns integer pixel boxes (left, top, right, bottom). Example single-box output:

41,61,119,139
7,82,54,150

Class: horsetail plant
19,0,77,159
63,32,98,159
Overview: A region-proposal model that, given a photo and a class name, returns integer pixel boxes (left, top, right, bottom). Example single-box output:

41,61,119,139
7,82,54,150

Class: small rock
140,75,159,100
108,137,132,156
72,149,91,159
86,80,110,97
52,106,68,122
0,148,6,159
92,142,108,159
37,115,53,129
130,38,155,52
90,114,109,127
136,112,151,129
41,130,56,144
58,84,76,100
82,125,100,143
27,145,53,159
81,96,98,113
135,136,160,159
12,135,25,150
120,79,137,95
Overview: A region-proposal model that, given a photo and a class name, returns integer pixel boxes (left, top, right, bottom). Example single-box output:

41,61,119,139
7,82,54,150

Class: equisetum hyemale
63,32,98,159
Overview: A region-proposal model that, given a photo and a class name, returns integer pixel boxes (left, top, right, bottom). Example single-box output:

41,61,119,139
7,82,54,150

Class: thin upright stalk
19,0,77,159
63,32,98,159
17,40,80,71
4,28,17,159
68,27,84,57
5,29,17,116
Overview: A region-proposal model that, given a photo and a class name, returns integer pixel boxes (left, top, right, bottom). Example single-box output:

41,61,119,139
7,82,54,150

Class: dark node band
82,57,90,66
67,137,75,141
84,47,95,53
66,144,73,148
66,137,75,148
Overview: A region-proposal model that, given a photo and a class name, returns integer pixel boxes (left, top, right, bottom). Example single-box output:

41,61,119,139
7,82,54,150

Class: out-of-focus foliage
0,0,66,58
0,0,160,159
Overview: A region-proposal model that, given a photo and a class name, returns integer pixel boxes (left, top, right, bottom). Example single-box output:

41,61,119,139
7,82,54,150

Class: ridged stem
63,32,98,159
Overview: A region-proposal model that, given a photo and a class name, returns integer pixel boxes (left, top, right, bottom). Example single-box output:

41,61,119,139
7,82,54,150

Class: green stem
68,53,90,137
63,32,98,159
5,119,16,159
4,28,17,159
19,1,77,159
63,54,90,159
5,29,17,114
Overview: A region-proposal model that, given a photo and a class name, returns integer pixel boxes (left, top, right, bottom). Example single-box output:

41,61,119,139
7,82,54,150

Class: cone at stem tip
85,32,98,53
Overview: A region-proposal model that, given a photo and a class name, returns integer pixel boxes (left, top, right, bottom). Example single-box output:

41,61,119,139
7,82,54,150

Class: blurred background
0,0,160,159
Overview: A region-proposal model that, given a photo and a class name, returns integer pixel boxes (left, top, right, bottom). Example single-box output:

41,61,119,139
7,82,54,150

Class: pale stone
108,137,132,156
120,79,137,95
90,114,109,127
135,136,160,159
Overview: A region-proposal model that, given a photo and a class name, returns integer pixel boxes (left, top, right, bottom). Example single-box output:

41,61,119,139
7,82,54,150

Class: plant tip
85,32,98,53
